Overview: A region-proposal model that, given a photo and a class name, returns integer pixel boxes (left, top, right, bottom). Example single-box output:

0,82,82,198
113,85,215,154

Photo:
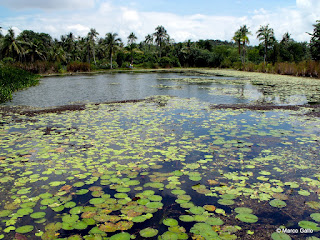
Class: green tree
239,25,251,63
256,24,275,63
153,25,168,58
309,20,320,61
232,30,242,56
88,28,99,65
127,32,137,63
1,28,26,61
105,32,122,69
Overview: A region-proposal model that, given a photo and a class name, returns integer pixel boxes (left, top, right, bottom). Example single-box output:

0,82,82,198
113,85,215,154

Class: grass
0,66,40,103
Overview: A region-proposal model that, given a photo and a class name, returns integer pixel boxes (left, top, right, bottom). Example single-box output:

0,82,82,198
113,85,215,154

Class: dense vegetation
0,66,39,102
0,21,319,77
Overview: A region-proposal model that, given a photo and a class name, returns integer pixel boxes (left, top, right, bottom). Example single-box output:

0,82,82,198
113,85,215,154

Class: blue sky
0,0,318,45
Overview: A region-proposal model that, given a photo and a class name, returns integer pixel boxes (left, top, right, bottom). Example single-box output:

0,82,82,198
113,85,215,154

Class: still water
2,73,308,107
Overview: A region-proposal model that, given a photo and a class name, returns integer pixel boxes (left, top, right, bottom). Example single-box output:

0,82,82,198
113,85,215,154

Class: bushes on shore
0,66,39,103
235,61,320,78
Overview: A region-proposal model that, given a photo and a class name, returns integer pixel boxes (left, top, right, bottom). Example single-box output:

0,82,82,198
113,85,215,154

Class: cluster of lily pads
0,95,320,239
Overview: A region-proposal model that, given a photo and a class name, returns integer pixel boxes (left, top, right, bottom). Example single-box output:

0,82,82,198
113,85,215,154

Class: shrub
0,66,39,103
67,62,91,72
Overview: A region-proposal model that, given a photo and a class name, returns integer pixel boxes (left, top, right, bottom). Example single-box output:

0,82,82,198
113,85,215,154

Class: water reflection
1,73,314,107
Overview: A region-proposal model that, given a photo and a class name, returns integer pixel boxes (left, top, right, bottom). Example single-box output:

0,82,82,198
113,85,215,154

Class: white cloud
0,0,96,10
1,0,318,45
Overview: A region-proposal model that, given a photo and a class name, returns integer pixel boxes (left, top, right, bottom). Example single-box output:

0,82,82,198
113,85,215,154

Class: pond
1,70,320,240
3,71,319,107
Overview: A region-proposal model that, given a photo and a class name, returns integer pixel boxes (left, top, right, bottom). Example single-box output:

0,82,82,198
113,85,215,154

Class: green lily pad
30,212,46,219
161,231,179,240
109,232,131,240
148,195,163,201
132,215,147,223
89,198,105,205
218,199,235,206
235,213,258,223
139,228,158,238
298,221,320,231
269,199,287,208
234,207,253,214
205,217,224,226
73,221,88,230
163,218,178,227
311,213,320,222
146,202,163,209
189,206,205,215
0,210,12,217
179,215,195,222
17,208,33,216
271,232,292,240
15,225,34,234
62,214,79,224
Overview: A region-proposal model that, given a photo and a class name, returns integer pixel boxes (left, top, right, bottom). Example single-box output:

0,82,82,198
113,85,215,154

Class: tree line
0,21,319,75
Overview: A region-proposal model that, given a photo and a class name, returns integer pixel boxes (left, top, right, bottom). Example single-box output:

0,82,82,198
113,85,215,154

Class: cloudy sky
0,0,318,45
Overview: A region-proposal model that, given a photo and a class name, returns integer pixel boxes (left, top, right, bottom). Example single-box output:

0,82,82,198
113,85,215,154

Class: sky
0,0,319,45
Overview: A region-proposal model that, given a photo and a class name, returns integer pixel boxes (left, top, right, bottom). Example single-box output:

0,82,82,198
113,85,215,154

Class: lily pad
271,232,292,240
163,218,178,227
298,221,320,231
311,213,320,222
15,225,34,234
30,212,46,219
269,199,287,208
189,206,205,215
146,202,163,209
234,207,253,214
235,213,258,223
139,228,158,238
109,232,131,240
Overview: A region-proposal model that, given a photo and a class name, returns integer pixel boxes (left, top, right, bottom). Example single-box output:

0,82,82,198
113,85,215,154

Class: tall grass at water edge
0,66,40,103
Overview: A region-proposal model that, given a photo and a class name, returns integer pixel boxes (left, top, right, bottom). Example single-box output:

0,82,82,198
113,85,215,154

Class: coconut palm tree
127,32,137,63
232,30,242,56
105,32,122,69
88,28,99,65
256,24,274,63
240,25,251,63
153,25,168,58
1,28,26,61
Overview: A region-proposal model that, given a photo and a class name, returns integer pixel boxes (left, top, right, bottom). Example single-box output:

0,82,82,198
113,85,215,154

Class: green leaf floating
271,232,292,240
62,214,79,224
109,232,131,240
236,213,258,223
298,221,320,231
234,207,253,214
311,213,320,222
30,212,46,219
179,215,195,222
146,202,163,209
218,199,235,206
15,225,34,234
163,218,178,227
139,228,158,238
132,216,147,223
189,206,205,215
269,199,287,208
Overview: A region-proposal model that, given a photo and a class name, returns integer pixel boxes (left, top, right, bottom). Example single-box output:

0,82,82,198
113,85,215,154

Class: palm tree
88,28,99,65
256,24,274,63
239,25,251,63
105,32,122,69
281,32,292,44
232,30,242,56
127,32,137,63
1,28,26,61
145,34,153,46
153,25,168,58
